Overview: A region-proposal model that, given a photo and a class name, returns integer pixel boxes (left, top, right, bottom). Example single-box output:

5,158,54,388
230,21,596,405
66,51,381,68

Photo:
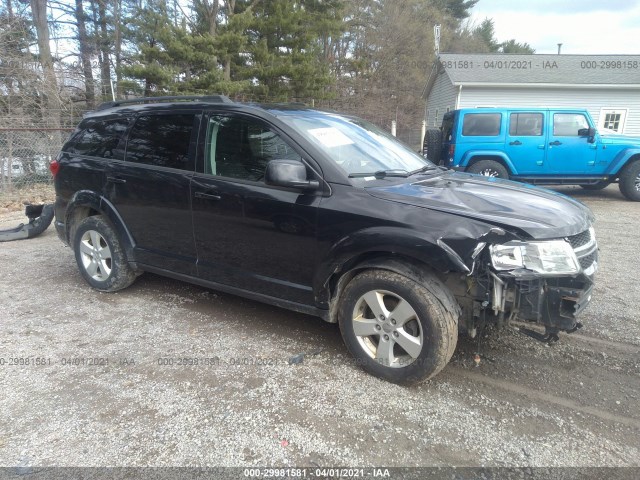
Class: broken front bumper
513,274,595,331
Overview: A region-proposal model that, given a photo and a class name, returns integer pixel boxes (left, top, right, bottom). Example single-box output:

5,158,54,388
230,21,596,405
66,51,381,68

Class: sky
471,0,640,54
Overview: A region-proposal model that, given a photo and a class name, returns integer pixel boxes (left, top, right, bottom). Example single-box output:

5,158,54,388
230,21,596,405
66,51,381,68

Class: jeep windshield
276,111,435,177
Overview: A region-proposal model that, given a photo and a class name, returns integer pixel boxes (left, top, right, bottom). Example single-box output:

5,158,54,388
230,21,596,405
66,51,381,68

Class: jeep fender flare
313,226,471,311
605,149,640,176
459,150,518,175
65,191,136,261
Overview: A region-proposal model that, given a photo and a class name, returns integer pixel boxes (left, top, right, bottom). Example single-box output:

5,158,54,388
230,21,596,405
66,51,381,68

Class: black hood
365,171,594,239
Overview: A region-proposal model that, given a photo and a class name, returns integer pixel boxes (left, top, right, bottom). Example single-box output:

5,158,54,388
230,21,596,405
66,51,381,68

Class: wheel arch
465,154,515,175
324,252,463,324
608,151,640,177
65,191,136,261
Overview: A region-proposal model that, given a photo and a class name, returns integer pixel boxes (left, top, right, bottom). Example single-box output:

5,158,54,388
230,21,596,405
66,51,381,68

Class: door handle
549,140,562,146
194,191,221,200
106,176,126,184
509,140,522,146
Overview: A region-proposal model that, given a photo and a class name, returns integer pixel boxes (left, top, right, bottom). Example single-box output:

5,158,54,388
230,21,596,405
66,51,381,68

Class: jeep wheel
73,216,137,292
619,160,640,201
580,181,610,191
467,160,509,179
338,269,458,384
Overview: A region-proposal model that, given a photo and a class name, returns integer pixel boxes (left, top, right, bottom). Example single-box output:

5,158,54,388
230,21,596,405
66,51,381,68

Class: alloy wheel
351,289,423,368
79,230,112,281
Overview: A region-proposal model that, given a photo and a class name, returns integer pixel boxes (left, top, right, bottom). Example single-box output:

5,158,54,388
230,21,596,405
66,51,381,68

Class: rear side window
462,113,501,136
64,118,130,159
509,113,543,136
125,114,196,170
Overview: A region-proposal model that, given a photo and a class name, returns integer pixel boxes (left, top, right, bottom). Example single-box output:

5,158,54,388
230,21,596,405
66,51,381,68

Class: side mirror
265,160,320,191
578,127,597,142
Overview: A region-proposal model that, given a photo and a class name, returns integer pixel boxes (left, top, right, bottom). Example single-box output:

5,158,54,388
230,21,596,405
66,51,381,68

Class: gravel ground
0,184,639,470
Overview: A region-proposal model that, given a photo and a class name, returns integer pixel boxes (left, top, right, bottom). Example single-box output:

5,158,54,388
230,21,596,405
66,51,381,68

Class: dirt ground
0,184,638,470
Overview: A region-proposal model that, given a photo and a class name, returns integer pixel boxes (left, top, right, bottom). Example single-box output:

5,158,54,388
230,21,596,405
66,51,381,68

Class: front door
547,112,597,174
191,113,321,305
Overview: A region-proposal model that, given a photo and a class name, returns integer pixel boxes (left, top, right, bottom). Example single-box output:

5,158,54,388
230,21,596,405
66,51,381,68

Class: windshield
277,111,434,176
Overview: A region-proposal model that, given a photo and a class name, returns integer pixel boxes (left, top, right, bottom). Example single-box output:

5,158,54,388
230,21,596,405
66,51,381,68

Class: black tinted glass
462,113,501,136
509,113,543,136
205,116,301,180
126,114,196,169
64,118,130,159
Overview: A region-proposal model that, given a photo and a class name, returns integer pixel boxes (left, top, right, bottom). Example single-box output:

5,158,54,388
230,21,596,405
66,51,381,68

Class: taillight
49,159,60,178
448,144,456,157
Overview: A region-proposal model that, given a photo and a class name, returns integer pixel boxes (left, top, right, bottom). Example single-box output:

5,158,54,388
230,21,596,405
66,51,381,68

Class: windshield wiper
408,165,439,176
348,169,409,179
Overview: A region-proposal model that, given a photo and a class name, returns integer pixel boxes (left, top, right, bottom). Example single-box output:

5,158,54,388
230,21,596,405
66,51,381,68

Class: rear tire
618,160,640,201
338,269,459,384
73,215,137,292
423,129,442,164
467,160,509,179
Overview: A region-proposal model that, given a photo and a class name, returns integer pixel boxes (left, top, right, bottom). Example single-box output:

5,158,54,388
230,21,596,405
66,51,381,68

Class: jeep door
191,112,320,305
504,112,546,174
546,112,597,174
106,111,199,275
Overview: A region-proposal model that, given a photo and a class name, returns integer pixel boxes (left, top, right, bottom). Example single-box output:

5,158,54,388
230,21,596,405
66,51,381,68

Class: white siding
458,87,640,135
426,73,457,128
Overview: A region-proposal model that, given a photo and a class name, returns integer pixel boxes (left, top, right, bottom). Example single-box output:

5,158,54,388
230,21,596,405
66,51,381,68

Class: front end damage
449,227,598,342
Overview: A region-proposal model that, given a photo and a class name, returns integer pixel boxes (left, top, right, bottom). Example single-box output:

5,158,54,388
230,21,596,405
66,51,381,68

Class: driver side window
205,116,301,181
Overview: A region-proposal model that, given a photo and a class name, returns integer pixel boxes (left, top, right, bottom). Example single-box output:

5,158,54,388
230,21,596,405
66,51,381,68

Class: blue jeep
423,108,640,201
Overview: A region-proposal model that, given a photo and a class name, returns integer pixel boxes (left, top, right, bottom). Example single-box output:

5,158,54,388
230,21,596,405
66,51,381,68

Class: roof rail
96,95,233,111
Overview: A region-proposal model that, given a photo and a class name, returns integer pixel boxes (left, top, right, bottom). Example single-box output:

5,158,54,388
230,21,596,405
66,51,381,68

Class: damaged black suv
52,96,598,384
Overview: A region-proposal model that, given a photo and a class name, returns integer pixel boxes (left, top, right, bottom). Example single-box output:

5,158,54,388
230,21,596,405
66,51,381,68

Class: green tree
500,38,535,54
239,0,343,101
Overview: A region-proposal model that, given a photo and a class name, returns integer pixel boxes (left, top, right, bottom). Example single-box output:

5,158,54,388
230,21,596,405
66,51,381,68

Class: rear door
504,111,546,174
106,110,200,275
547,112,597,174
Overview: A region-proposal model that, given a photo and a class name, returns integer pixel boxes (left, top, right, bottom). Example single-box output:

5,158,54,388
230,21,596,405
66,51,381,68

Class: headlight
490,240,580,275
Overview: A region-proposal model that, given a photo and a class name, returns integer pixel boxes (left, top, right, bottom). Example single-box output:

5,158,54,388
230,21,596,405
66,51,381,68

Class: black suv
52,96,598,384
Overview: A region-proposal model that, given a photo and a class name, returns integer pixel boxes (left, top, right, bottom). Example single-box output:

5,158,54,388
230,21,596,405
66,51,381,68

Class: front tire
619,160,640,201
467,160,509,179
73,215,137,292
338,269,459,384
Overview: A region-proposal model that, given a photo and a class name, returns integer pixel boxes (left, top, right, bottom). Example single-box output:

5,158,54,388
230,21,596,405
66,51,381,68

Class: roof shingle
437,53,640,85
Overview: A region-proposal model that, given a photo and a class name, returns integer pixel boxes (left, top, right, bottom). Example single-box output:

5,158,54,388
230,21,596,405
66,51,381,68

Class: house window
598,109,627,133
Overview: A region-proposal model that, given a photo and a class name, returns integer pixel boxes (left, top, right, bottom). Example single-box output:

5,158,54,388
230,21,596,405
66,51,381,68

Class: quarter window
509,113,543,136
553,114,589,136
65,118,130,159
205,116,301,181
462,113,501,136
126,114,196,170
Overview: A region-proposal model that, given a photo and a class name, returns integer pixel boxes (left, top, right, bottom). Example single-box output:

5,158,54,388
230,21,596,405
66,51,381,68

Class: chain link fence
0,128,73,209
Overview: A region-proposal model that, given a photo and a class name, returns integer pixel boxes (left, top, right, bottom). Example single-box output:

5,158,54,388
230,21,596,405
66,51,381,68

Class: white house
423,53,640,135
